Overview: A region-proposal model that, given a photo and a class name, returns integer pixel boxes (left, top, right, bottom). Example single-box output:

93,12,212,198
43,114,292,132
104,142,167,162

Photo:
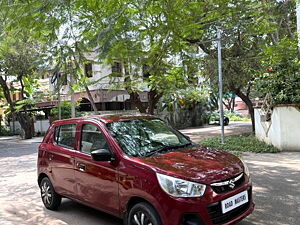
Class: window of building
54,124,76,149
85,63,93,78
80,124,108,154
111,61,122,77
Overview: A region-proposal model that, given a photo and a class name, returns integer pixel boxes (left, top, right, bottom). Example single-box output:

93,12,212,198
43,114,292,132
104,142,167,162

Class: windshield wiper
145,142,194,157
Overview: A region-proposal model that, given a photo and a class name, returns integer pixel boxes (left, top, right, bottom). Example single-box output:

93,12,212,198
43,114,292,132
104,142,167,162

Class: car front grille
207,189,252,225
210,173,245,194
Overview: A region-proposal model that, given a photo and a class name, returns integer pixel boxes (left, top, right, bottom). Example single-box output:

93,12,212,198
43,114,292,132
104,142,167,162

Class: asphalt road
0,124,299,225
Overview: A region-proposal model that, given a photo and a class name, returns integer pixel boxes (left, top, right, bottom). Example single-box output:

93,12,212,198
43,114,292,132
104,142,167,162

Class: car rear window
54,124,76,149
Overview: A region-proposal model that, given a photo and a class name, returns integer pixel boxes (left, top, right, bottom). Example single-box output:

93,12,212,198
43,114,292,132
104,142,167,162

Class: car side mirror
91,149,115,162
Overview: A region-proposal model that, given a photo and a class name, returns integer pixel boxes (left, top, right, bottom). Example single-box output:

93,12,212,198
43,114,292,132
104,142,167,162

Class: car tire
40,177,61,210
224,118,229,126
127,202,162,225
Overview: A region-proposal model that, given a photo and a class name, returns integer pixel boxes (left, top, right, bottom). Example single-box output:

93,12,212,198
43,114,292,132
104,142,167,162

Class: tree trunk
147,90,163,115
0,76,34,139
231,96,236,113
235,90,255,133
84,86,98,115
129,92,147,113
0,76,14,111
16,112,34,139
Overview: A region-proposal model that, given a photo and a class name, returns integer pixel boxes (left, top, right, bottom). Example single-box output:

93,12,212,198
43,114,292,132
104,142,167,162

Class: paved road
0,124,299,225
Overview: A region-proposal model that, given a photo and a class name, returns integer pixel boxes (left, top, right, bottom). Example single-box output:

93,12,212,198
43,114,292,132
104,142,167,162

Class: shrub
255,38,300,107
0,125,11,136
224,111,250,122
200,134,279,154
50,101,73,119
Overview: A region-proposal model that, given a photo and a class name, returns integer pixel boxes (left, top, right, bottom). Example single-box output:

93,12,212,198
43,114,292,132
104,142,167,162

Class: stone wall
157,105,207,129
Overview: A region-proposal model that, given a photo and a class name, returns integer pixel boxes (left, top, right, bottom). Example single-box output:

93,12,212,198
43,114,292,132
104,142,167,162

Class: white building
37,52,149,113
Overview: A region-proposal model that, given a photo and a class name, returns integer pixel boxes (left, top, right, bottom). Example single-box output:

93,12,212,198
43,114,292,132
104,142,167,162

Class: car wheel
127,202,162,225
40,177,61,210
224,118,229,126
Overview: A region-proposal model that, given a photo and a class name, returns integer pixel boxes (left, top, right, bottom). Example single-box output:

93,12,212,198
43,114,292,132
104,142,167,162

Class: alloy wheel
41,180,52,205
131,211,153,225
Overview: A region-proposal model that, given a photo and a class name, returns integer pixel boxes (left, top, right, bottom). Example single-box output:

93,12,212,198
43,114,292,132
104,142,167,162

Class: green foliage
0,30,45,107
0,125,11,136
224,112,250,122
50,101,72,119
208,111,249,123
200,135,279,154
255,38,300,106
2,0,299,116
14,99,35,112
160,86,209,112
177,87,209,109
2,0,210,113
50,101,80,119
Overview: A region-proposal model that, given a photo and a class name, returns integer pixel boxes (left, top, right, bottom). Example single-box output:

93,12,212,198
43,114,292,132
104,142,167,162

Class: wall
10,120,50,135
255,105,300,151
157,105,207,129
34,120,50,134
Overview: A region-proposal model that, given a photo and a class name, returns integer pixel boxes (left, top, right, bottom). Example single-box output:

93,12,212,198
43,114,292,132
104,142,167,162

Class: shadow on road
238,154,300,225
0,142,39,158
47,199,123,225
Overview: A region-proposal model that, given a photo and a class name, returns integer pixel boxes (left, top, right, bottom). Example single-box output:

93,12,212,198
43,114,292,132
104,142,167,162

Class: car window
54,124,76,149
80,124,108,154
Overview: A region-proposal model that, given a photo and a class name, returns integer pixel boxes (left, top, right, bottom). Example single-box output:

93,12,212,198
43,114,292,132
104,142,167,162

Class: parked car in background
38,114,254,225
209,111,230,126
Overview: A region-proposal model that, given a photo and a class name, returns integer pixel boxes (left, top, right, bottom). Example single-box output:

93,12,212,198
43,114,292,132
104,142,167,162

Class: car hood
137,145,243,184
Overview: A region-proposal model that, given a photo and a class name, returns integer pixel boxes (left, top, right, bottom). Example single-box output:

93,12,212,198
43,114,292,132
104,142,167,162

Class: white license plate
221,190,248,214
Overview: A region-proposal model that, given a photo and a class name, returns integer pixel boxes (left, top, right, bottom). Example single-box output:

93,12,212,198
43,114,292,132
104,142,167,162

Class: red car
37,114,254,225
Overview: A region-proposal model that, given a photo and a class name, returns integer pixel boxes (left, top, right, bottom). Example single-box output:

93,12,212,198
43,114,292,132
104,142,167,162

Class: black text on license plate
221,190,248,214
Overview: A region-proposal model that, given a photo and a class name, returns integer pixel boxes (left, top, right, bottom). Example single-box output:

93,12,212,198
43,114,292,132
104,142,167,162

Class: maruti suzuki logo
228,179,235,189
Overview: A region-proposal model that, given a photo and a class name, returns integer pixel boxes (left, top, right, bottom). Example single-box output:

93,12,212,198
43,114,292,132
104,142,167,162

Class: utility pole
297,1,300,50
58,73,61,120
70,73,76,118
217,28,225,144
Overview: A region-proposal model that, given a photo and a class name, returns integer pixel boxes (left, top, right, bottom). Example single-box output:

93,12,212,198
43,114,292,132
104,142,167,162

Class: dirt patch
180,122,252,143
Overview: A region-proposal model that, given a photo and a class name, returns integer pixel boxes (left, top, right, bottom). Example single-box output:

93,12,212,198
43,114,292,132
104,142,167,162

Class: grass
224,112,251,122
199,134,280,155
228,115,251,122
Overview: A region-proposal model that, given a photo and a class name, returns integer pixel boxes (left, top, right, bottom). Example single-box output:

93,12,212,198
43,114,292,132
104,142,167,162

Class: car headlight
241,159,250,177
156,173,206,197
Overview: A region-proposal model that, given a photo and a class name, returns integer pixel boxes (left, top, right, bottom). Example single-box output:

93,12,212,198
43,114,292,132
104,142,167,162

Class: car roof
51,113,158,125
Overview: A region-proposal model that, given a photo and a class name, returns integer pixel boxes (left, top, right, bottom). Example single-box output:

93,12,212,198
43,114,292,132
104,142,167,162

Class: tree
255,37,300,106
3,0,298,126
0,33,44,139
184,0,298,132
3,0,201,114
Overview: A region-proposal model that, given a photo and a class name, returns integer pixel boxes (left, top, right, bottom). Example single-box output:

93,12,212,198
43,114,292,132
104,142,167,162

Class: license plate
221,190,248,214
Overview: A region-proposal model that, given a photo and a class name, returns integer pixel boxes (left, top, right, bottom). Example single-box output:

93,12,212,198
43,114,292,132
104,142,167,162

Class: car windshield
106,118,191,157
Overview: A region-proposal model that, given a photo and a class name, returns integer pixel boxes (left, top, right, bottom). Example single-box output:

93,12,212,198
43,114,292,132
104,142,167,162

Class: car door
73,121,119,216
47,123,76,198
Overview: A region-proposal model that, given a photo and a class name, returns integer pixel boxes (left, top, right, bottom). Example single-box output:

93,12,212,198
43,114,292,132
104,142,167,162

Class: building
35,53,150,115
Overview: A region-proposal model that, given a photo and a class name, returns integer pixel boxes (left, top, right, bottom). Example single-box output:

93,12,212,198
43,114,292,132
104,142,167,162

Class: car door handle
76,163,86,172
